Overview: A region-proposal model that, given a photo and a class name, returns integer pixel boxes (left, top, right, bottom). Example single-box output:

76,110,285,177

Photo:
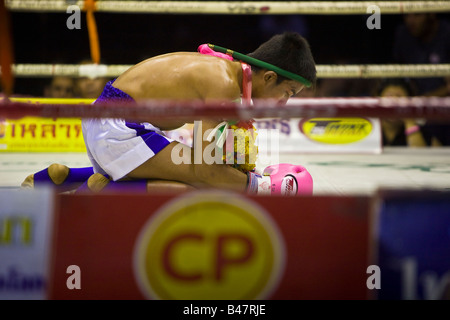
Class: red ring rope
1,97,450,121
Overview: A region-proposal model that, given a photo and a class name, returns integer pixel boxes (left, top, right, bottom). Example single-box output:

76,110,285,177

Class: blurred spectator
421,119,450,146
375,78,424,146
75,76,109,99
315,77,376,97
258,15,309,40
43,76,75,98
314,56,378,97
74,59,111,99
316,78,350,97
393,13,450,97
376,78,450,146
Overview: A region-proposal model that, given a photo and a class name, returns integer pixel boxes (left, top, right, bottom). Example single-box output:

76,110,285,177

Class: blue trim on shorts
141,131,172,154
93,79,135,104
125,121,171,154
125,122,150,136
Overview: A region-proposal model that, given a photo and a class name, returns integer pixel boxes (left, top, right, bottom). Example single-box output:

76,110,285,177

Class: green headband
208,43,312,88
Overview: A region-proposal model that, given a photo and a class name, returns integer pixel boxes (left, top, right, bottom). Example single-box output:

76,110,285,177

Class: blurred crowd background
9,6,449,99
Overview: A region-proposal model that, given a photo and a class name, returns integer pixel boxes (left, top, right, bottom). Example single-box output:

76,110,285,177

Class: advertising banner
0,188,55,300
0,98,92,152
371,190,450,300
48,191,370,300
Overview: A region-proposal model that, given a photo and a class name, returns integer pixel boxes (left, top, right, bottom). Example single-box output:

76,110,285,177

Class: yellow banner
0,97,94,152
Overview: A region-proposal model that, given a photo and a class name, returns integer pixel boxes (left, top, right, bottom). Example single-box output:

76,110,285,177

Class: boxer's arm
189,79,247,189
192,117,227,163
190,117,248,191
194,77,241,159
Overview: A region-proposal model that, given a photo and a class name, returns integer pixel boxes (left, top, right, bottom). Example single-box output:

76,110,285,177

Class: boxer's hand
247,163,313,196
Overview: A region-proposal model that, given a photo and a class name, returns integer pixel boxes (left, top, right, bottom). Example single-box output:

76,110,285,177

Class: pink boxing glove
247,163,313,196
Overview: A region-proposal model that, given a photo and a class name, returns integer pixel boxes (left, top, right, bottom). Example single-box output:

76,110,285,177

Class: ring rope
5,1,450,14
2,97,450,120
7,63,450,79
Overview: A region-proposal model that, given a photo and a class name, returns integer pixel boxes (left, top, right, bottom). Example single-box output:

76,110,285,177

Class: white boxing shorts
82,118,174,181
82,80,174,181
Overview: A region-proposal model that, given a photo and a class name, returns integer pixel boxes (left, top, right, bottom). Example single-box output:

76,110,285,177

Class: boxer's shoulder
115,51,242,100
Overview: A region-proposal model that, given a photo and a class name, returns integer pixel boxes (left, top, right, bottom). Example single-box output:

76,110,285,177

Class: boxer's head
247,32,316,105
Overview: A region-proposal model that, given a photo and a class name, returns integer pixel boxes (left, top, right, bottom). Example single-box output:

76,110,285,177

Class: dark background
7,6,450,96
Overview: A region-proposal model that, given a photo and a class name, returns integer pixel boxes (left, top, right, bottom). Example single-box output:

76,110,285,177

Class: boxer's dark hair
247,32,316,85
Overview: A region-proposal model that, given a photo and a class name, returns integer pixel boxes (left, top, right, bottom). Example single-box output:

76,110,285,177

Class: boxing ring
1,0,450,303
2,147,450,196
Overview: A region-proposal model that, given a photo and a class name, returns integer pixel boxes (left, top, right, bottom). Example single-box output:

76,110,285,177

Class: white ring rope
8,63,450,79
317,64,450,78
5,0,450,14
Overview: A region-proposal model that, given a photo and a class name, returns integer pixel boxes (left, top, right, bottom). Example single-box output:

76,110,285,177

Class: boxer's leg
126,141,248,192
80,118,249,193
145,180,196,193
21,163,94,192
75,172,195,193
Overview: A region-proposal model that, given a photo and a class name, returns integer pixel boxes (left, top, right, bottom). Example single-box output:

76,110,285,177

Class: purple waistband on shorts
93,79,135,104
